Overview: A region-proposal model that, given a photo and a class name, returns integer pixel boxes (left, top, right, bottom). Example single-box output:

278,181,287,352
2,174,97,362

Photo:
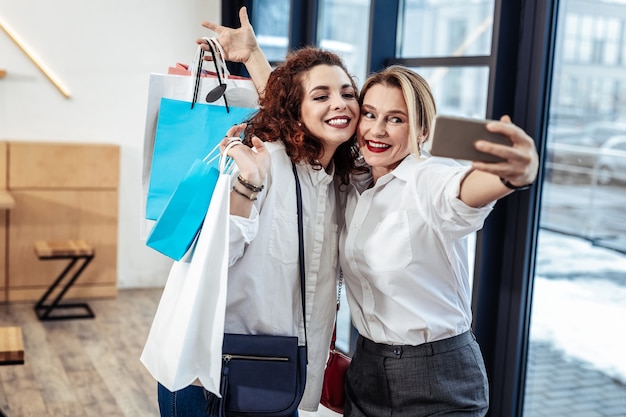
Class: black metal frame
34,253,96,321
367,0,400,72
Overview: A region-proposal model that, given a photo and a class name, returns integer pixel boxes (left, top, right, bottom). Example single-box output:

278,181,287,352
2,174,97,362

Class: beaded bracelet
232,185,258,201
237,175,264,193
500,177,532,191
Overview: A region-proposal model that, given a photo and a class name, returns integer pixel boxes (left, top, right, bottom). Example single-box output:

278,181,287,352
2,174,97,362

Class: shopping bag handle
190,45,204,109
205,38,230,113
204,38,230,80
202,142,221,165
189,37,231,112
201,135,243,175
188,37,230,82
219,140,241,173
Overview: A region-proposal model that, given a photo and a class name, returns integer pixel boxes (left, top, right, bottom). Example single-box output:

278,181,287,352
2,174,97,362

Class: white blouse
339,155,494,346
227,141,338,412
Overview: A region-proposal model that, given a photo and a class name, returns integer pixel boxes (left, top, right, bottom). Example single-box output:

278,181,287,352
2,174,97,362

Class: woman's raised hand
472,115,539,188
197,6,258,65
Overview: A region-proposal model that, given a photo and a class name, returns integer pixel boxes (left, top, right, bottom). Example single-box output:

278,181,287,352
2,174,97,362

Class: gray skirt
345,331,489,417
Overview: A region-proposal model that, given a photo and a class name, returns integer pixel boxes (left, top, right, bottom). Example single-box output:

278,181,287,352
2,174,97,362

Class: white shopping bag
140,151,232,395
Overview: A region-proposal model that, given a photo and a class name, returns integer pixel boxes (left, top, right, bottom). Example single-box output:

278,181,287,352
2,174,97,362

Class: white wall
0,0,221,288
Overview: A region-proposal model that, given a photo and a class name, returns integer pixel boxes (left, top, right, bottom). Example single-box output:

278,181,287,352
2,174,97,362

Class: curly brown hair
244,46,361,185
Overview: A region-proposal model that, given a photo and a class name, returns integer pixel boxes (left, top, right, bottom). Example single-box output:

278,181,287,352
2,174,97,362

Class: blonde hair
359,66,436,156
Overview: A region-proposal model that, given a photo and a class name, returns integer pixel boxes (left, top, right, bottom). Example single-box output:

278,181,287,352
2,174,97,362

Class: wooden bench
33,240,96,320
0,326,24,417
0,326,24,366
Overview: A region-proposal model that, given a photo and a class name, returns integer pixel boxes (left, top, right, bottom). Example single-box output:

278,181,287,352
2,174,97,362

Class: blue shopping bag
146,98,256,220
146,151,223,260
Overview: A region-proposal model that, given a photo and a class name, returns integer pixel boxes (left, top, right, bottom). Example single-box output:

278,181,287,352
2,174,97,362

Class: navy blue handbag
219,334,307,416
214,164,308,417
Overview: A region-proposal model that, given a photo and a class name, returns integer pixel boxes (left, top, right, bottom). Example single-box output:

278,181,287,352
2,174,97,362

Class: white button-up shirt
339,155,494,346
227,141,338,411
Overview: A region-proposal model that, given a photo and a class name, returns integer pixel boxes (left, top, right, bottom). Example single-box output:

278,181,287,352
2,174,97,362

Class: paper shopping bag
142,72,257,181
145,152,220,260
140,152,232,395
141,39,258,227
145,98,256,221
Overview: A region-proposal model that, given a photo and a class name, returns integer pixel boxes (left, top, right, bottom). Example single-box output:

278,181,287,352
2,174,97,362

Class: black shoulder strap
292,163,307,350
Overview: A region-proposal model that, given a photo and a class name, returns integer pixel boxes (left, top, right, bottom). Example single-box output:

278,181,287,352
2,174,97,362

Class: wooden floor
0,288,163,417
0,288,340,417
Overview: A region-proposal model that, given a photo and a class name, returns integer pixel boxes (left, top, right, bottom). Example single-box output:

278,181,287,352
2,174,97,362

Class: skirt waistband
358,330,475,359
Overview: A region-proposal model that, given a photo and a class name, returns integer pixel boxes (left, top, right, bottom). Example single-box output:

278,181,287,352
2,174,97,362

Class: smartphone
429,115,512,162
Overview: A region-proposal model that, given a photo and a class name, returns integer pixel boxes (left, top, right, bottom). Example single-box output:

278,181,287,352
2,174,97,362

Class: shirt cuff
230,205,259,244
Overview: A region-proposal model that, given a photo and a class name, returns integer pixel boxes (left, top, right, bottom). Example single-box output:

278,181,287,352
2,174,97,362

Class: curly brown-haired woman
152,7,361,417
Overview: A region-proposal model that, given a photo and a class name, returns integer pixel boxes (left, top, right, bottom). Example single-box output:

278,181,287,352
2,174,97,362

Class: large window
524,0,626,415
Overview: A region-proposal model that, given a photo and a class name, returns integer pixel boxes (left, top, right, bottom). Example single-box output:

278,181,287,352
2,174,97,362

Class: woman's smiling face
299,64,359,167
357,84,411,180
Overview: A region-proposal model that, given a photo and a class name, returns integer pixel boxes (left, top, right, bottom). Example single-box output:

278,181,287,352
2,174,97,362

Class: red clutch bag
320,323,351,414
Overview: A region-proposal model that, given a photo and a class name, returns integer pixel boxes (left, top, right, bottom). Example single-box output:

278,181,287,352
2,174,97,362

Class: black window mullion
289,0,318,50
368,0,400,73
221,0,253,76
389,55,492,68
